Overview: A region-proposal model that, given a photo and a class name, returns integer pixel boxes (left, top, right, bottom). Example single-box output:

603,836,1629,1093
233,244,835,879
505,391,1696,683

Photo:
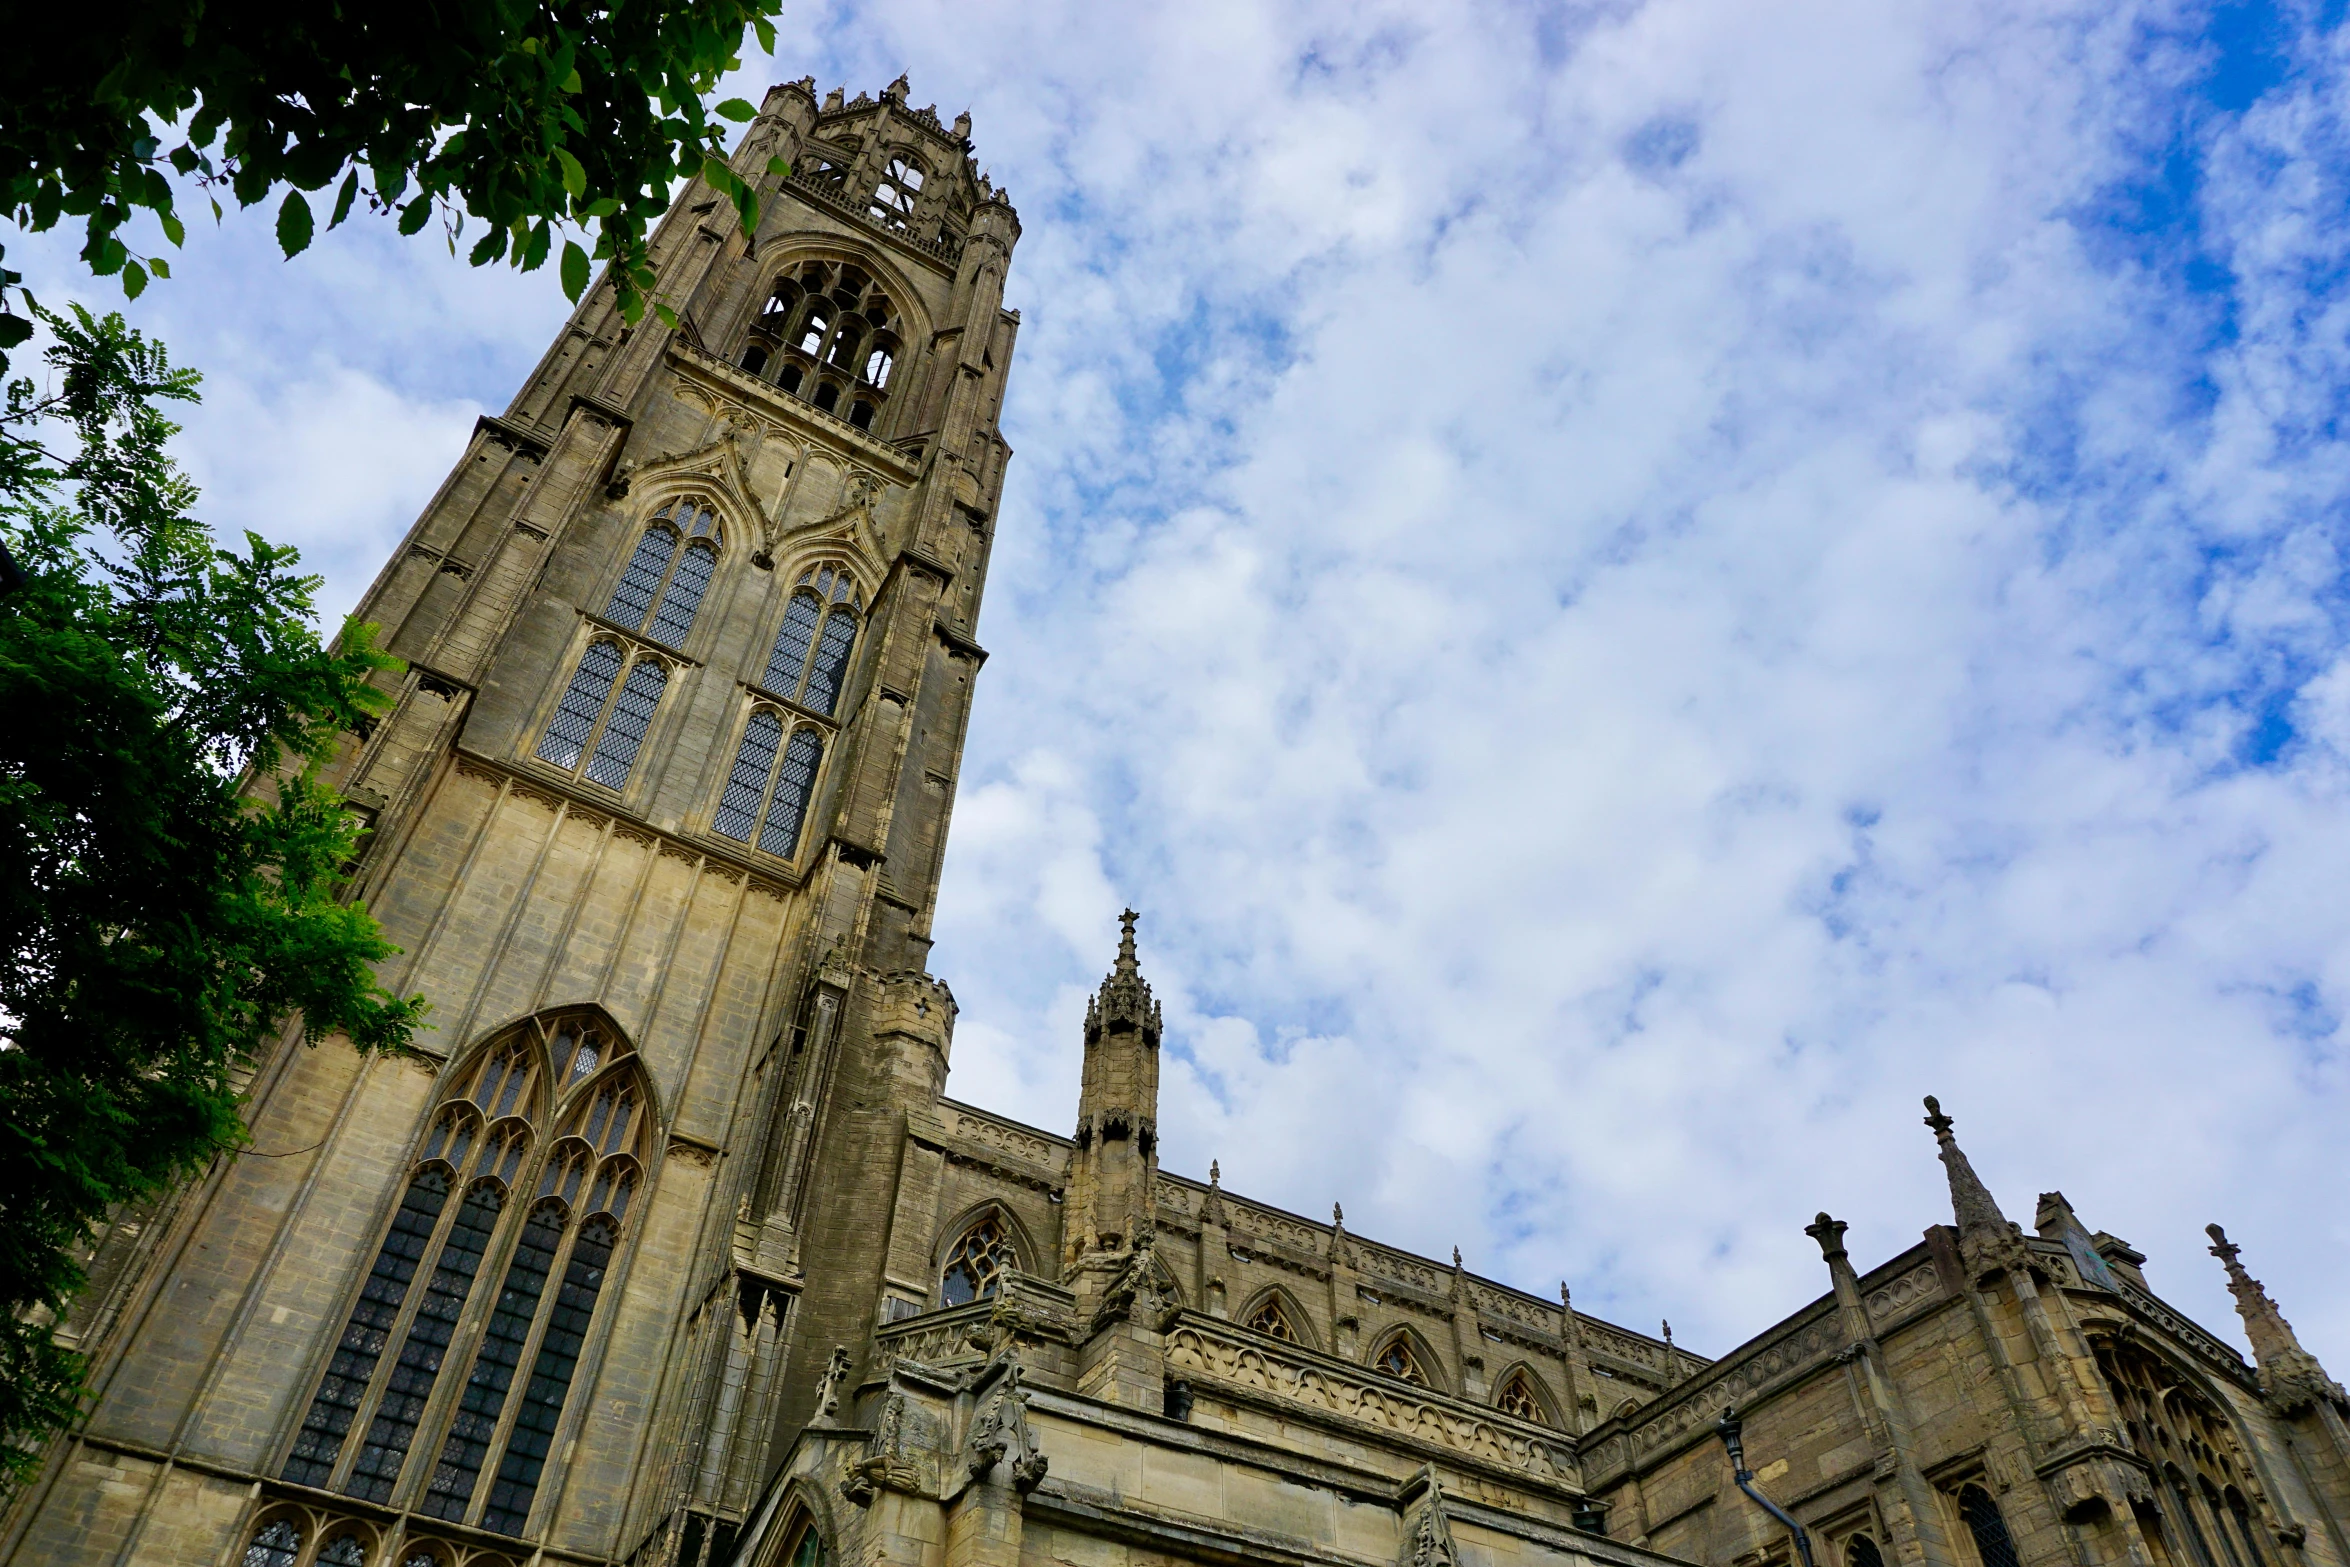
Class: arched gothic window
940,1213,1015,1307
1846,1537,1887,1567
608,500,722,647
245,1519,302,1567
1957,1485,2022,1567
320,1534,369,1567
1371,1332,1431,1387
736,261,902,433
712,709,825,860
282,1013,647,1538
1495,1368,1548,1425
870,156,924,229
764,564,862,717
1243,1294,1301,1344
536,641,669,790
2097,1338,2272,1567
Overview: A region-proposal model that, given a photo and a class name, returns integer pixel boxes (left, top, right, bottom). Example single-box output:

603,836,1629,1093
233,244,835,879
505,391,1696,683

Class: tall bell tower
1,75,1021,1567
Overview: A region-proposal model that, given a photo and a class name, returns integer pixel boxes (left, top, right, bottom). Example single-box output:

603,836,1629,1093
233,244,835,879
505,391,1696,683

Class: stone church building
7,75,2350,1567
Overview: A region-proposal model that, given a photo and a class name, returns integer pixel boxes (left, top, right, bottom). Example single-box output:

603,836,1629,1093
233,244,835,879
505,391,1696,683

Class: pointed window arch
1370,1330,1432,1388
285,1010,649,1535
607,500,724,647
1957,1484,2022,1567
244,1517,302,1567
940,1212,1016,1307
537,640,669,792
1846,1537,1886,1567
320,1532,370,1567
745,260,903,426
712,707,826,861
1242,1291,1303,1345
1495,1367,1551,1425
764,564,862,717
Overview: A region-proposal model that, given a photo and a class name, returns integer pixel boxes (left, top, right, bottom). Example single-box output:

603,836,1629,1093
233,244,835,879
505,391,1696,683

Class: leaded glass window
583,659,667,789
284,1168,451,1486
764,564,861,716
1496,1369,1547,1424
940,1214,1014,1307
345,1178,505,1501
244,1520,301,1567
536,640,623,771
320,1533,368,1567
481,1216,618,1533
607,501,723,647
1372,1333,1430,1387
422,1199,563,1522
1243,1295,1300,1343
1959,1485,2021,1567
712,710,824,862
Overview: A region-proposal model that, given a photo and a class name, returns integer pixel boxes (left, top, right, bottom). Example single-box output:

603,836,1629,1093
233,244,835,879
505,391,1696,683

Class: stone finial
824,86,845,113
1453,1246,1463,1269
1806,1211,1850,1262
2209,1224,2346,1411
1559,1282,1573,1312
1200,1159,1226,1225
1209,1159,1220,1185
1084,909,1161,1047
1923,1095,2013,1240
1333,1202,1345,1226
884,73,911,104
953,108,973,139
1661,1319,1674,1351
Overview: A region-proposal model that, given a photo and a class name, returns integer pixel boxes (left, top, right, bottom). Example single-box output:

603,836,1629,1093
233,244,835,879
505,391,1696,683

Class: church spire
1922,1095,2012,1240
2208,1224,2346,1412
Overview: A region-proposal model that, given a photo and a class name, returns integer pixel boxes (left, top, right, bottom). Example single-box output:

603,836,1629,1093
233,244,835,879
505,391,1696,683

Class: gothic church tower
3,75,1020,1567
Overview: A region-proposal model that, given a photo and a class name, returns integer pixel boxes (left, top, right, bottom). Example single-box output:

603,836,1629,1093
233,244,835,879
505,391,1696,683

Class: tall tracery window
940,1213,1015,1307
712,709,825,860
1495,1368,1548,1425
736,262,902,432
2097,1338,2272,1567
764,564,862,716
870,155,924,229
282,1014,647,1538
536,639,670,790
1243,1293,1301,1344
1372,1332,1431,1388
608,500,723,647
1957,1485,2022,1567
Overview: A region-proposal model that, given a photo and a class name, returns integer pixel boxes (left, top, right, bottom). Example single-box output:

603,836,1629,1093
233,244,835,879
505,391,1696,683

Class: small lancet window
1846,1538,1887,1567
1959,1484,2023,1567
1243,1295,1301,1343
940,1214,1015,1307
1496,1369,1547,1424
1372,1334,1430,1387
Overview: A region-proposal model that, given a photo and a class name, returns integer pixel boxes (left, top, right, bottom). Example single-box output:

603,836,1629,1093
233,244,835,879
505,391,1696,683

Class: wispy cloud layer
20,0,2350,1362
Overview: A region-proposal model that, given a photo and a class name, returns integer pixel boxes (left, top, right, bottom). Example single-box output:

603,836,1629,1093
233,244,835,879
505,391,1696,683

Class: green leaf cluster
0,0,789,373
0,306,426,1485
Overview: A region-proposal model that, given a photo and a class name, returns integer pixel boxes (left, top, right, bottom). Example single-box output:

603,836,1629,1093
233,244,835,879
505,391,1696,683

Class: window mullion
467,1217,587,1532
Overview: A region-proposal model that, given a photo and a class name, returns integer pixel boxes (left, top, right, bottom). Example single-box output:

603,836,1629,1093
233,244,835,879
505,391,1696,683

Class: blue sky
18,0,2350,1365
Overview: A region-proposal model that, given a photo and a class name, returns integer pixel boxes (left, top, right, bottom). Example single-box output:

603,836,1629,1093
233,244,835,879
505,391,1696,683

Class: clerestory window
1495,1368,1549,1424
1371,1332,1431,1387
1243,1293,1302,1344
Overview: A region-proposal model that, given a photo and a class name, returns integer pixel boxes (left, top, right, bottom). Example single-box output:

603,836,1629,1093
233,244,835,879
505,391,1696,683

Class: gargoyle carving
962,1361,1048,1494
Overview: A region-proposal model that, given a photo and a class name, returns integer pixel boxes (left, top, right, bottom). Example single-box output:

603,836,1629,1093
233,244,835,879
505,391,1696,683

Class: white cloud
17,0,2350,1373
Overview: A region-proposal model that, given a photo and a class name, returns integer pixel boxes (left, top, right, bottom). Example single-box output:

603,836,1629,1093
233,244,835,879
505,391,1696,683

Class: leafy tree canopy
0,0,788,372
0,305,427,1482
